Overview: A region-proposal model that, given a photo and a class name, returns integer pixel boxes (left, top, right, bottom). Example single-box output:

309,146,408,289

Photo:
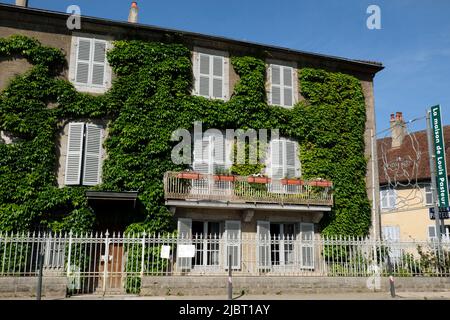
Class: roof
377,126,450,185
0,3,383,74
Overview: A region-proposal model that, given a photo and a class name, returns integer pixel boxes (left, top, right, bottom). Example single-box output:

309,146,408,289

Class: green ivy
0,35,371,236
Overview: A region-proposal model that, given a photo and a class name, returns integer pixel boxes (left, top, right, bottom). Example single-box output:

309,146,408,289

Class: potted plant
308,179,332,187
214,168,235,182
247,174,270,184
177,171,201,180
281,177,304,185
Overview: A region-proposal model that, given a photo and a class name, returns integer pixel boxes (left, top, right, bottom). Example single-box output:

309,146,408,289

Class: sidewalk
64,291,450,300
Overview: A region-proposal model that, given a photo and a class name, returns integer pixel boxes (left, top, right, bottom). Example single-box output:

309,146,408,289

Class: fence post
36,236,44,301
66,231,73,278
140,232,146,277
103,230,110,296
228,253,232,300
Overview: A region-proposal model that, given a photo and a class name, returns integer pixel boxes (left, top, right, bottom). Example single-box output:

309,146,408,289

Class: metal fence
0,231,449,294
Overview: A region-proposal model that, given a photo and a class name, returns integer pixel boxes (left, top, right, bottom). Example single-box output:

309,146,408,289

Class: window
69,36,112,93
193,132,230,174
193,48,229,100
64,122,104,186
268,63,295,107
268,139,301,179
428,225,450,240
380,187,396,210
424,184,433,206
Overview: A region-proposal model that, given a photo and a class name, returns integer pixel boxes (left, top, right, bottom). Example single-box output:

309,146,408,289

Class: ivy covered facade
0,2,383,253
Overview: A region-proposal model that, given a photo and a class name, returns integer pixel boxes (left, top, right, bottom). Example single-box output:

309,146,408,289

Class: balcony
163,171,333,207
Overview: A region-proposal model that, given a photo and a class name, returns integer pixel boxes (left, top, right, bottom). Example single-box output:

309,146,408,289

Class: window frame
380,186,396,210
69,35,112,94
193,47,229,101
266,60,298,108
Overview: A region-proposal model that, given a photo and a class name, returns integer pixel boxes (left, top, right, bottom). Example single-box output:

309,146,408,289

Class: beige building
378,112,450,241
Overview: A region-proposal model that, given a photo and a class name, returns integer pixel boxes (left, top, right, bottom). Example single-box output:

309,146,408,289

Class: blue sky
3,0,450,133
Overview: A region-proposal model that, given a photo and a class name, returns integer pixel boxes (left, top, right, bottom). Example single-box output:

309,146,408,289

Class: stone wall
0,277,67,299
141,276,450,296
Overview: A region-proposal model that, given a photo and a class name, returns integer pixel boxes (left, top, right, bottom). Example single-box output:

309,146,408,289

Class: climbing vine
0,35,371,236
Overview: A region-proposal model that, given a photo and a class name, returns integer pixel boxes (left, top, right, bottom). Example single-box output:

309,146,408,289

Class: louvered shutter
283,67,293,106
177,218,192,271
257,221,271,269
285,141,297,178
82,124,103,186
76,39,91,84
64,123,85,185
224,220,241,270
193,136,212,174
300,223,314,268
91,41,106,86
212,134,225,173
270,140,284,180
199,54,210,97
212,56,223,98
271,65,281,105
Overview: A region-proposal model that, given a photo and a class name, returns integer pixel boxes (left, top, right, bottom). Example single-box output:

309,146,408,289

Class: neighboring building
378,112,450,241
0,2,383,272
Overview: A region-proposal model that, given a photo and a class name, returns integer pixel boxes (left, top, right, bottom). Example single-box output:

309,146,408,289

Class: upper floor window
267,62,296,108
192,131,230,174
69,36,112,93
424,184,433,206
64,122,104,186
267,139,301,179
193,48,229,101
380,186,396,210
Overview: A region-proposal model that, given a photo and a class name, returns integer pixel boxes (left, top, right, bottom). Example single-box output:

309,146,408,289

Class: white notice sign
160,245,171,259
177,245,195,258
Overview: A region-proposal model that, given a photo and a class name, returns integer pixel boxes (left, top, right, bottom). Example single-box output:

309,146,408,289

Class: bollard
387,255,396,298
36,251,44,300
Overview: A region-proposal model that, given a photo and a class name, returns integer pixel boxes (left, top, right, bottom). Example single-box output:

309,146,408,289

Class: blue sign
429,207,450,220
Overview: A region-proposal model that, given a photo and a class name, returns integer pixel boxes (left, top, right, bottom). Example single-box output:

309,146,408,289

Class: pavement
62,291,450,300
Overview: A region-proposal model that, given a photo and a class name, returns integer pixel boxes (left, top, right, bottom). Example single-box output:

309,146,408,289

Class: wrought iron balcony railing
164,171,333,206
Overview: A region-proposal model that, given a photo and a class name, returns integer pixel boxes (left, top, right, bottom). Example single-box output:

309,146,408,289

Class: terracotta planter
247,176,270,184
214,175,235,182
281,179,303,185
177,172,201,180
309,180,332,187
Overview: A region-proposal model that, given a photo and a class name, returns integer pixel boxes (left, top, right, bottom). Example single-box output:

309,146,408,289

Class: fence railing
1,232,449,294
164,171,334,206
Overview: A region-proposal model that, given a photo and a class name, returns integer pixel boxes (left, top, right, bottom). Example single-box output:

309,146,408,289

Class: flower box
308,180,332,187
214,175,236,182
281,179,304,185
247,176,270,184
177,172,201,180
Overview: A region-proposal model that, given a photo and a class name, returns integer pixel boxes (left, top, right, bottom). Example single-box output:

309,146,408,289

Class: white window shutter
270,140,284,179
177,218,192,271
257,221,271,269
300,223,314,268
82,124,103,186
199,54,210,97
224,220,241,270
212,134,225,173
271,65,281,105
193,136,211,174
212,56,223,98
76,39,91,84
64,123,85,185
91,41,106,86
285,141,297,178
283,66,293,107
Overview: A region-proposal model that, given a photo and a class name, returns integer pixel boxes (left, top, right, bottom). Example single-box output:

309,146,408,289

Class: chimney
15,0,28,7
390,111,407,148
128,2,138,23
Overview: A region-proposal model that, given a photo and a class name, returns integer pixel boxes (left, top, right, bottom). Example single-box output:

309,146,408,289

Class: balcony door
192,221,221,270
